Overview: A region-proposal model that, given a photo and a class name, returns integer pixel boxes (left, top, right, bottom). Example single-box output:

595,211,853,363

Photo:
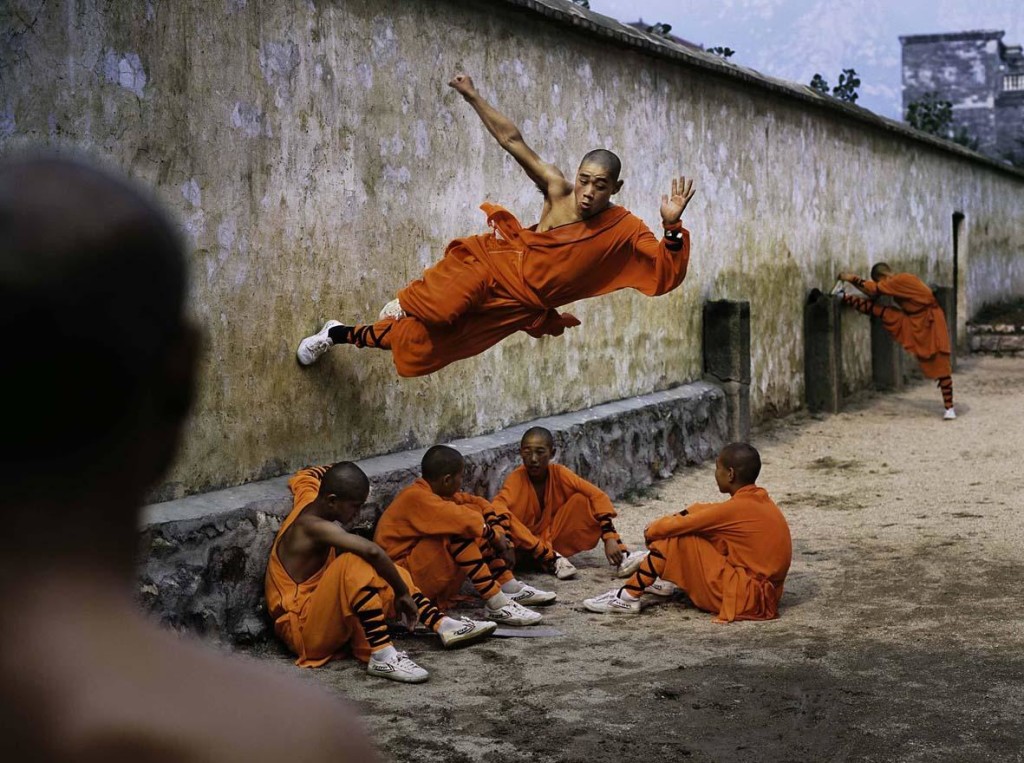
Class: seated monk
490,427,647,580
583,443,792,622
296,72,696,377
374,445,555,625
266,462,496,683
836,264,955,419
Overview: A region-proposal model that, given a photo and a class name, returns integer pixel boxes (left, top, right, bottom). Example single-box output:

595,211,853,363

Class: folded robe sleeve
287,465,331,509
645,502,725,541
627,223,691,297
394,486,488,539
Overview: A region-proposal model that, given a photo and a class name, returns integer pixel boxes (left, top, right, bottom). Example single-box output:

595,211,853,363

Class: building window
1004,73,1024,91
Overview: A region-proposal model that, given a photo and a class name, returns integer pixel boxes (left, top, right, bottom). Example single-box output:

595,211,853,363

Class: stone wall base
969,325,1024,356
139,381,727,644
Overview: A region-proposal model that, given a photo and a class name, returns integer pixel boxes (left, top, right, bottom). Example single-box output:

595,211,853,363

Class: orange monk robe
264,467,419,667
644,485,792,622
383,203,690,376
858,273,952,378
373,480,502,608
490,464,621,558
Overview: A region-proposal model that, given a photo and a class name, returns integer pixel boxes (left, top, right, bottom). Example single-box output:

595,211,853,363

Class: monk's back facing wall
5,0,1021,498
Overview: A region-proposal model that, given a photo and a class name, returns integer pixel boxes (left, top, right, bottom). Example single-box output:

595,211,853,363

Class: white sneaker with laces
296,320,342,366
553,556,577,580
617,549,649,578
485,599,543,626
583,589,641,615
943,407,956,420
439,617,497,649
644,578,678,597
508,583,557,606
366,650,429,683
378,298,407,321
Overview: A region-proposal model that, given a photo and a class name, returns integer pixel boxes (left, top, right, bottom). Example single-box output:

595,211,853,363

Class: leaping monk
297,73,697,377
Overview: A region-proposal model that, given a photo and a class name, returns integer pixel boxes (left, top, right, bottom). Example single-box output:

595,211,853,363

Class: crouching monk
584,443,792,622
491,427,646,580
296,73,696,376
266,462,496,683
837,264,955,419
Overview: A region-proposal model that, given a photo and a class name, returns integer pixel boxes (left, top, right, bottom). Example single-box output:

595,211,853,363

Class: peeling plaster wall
3,0,1024,498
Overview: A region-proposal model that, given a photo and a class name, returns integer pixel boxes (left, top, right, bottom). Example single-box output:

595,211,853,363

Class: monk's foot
438,617,497,649
296,320,342,366
643,578,678,597
484,598,543,626
553,555,577,580
943,407,957,420
366,648,429,683
829,280,846,297
378,297,406,321
583,589,641,615
616,550,649,578
507,583,557,606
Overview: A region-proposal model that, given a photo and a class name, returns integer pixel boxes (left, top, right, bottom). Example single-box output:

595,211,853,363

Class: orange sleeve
454,492,509,533
395,489,488,539
645,501,730,541
560,467,616,520
850,276,880,296
287,465,330,511
629,221,691,297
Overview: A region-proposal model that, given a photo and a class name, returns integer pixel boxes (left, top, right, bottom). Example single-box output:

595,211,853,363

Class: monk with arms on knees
296,73,697,376
490,427,647,580
266,462,496,683
584,443,792,622
836,263,955,419
374,446,556,625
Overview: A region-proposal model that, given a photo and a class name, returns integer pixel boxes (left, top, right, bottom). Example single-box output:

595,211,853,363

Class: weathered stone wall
4,0,1024,499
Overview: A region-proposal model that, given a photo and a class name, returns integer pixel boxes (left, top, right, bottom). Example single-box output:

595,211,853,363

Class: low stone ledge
968,324,1024,356
139,381,727,644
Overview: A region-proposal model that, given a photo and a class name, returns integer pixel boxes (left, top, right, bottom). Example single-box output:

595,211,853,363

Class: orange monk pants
398,249,495,326
287,553,417,665
397,536,512,609
508,494,607,558
646,536,728,616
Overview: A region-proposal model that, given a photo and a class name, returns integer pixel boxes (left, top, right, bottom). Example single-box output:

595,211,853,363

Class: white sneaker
378,298,406,321
943,407,956,420
296,320,342,366
553,556,577,580
439,617,497,649
485,599,543,626
644,578,678,597
507,583,557,606
583,589,641,615
617,550,649,578
366,650,429,683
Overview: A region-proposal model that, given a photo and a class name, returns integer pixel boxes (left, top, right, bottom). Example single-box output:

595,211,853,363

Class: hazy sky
585,0,1024,118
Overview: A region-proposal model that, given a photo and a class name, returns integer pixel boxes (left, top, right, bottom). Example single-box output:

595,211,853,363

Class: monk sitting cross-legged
836,263,956,419
584,443,792,622
490,427,647,581
374,445,555,626
296,72,696,377
266,462,497,684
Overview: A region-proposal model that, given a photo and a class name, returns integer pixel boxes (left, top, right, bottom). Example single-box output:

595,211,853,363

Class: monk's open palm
660,175,696,224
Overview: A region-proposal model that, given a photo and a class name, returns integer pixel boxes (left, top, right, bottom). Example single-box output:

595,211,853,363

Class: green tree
905,91,979,150
569,0,590,8
809,73,830,96
832,68,860,103
708,46,735,59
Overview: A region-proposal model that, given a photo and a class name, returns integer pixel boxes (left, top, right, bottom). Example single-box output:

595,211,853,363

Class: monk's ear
612,179,623,195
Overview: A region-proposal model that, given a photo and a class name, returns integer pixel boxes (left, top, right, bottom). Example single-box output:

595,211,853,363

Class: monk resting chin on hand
297,73,697,377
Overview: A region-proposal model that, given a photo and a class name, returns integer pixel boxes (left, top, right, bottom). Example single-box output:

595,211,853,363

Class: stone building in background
901,30,1024,164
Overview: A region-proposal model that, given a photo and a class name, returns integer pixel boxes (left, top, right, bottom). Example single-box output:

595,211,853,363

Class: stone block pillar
703,300,751,442
804,290,843,413
932,285,957,371
871,296,904,391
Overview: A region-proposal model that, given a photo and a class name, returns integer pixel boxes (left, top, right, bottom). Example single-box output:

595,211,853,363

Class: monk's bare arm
305,520,410,598
448,73,571,198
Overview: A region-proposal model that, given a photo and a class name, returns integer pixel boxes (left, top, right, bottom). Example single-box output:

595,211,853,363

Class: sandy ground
252,355,1024,762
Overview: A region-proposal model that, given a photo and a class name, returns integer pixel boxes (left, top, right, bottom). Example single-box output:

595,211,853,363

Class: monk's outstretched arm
838,272,879,295
448,73,571,198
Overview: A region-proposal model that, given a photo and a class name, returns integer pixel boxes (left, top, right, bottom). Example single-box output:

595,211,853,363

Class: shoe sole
509,594,558,606
485,614,543,626
617,554,648,578
441,623,498,649
367,667,430,684
583,600,641,615
296,321,339,366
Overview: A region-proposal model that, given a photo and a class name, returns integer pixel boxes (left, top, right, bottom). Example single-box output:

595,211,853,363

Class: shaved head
421,445,464,481
579,148,621,181
319,462,369,500
870,262,892,281
521,426,554,449
719,442,761,486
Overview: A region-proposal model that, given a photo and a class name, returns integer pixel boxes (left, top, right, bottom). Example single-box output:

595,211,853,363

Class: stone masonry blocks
804,291,844,413
932,285,957,372
871,296,904,391
703,300,751,442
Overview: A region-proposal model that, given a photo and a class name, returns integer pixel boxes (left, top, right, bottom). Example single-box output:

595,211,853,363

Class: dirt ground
252,355,1024,762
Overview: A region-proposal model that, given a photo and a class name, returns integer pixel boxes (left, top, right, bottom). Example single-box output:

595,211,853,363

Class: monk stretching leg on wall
836,264,955,419
296,73,696,377
266,462,497,683
490,427,647,580
584,444,792,622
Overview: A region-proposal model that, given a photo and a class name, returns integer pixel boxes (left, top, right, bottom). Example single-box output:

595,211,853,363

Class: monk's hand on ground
494,534,516,569
394,593,419,632
660,175,696,225
448,73,476,100
604,537,624,566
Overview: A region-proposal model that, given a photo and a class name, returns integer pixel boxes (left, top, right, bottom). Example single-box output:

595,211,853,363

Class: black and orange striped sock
938,376,954,409
328,320,394,350
479,541,515,585
621,547,667,598
599,518,628,554
841,294,887,319
351,584,392,650
450,536,502,600
411,591,445,632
